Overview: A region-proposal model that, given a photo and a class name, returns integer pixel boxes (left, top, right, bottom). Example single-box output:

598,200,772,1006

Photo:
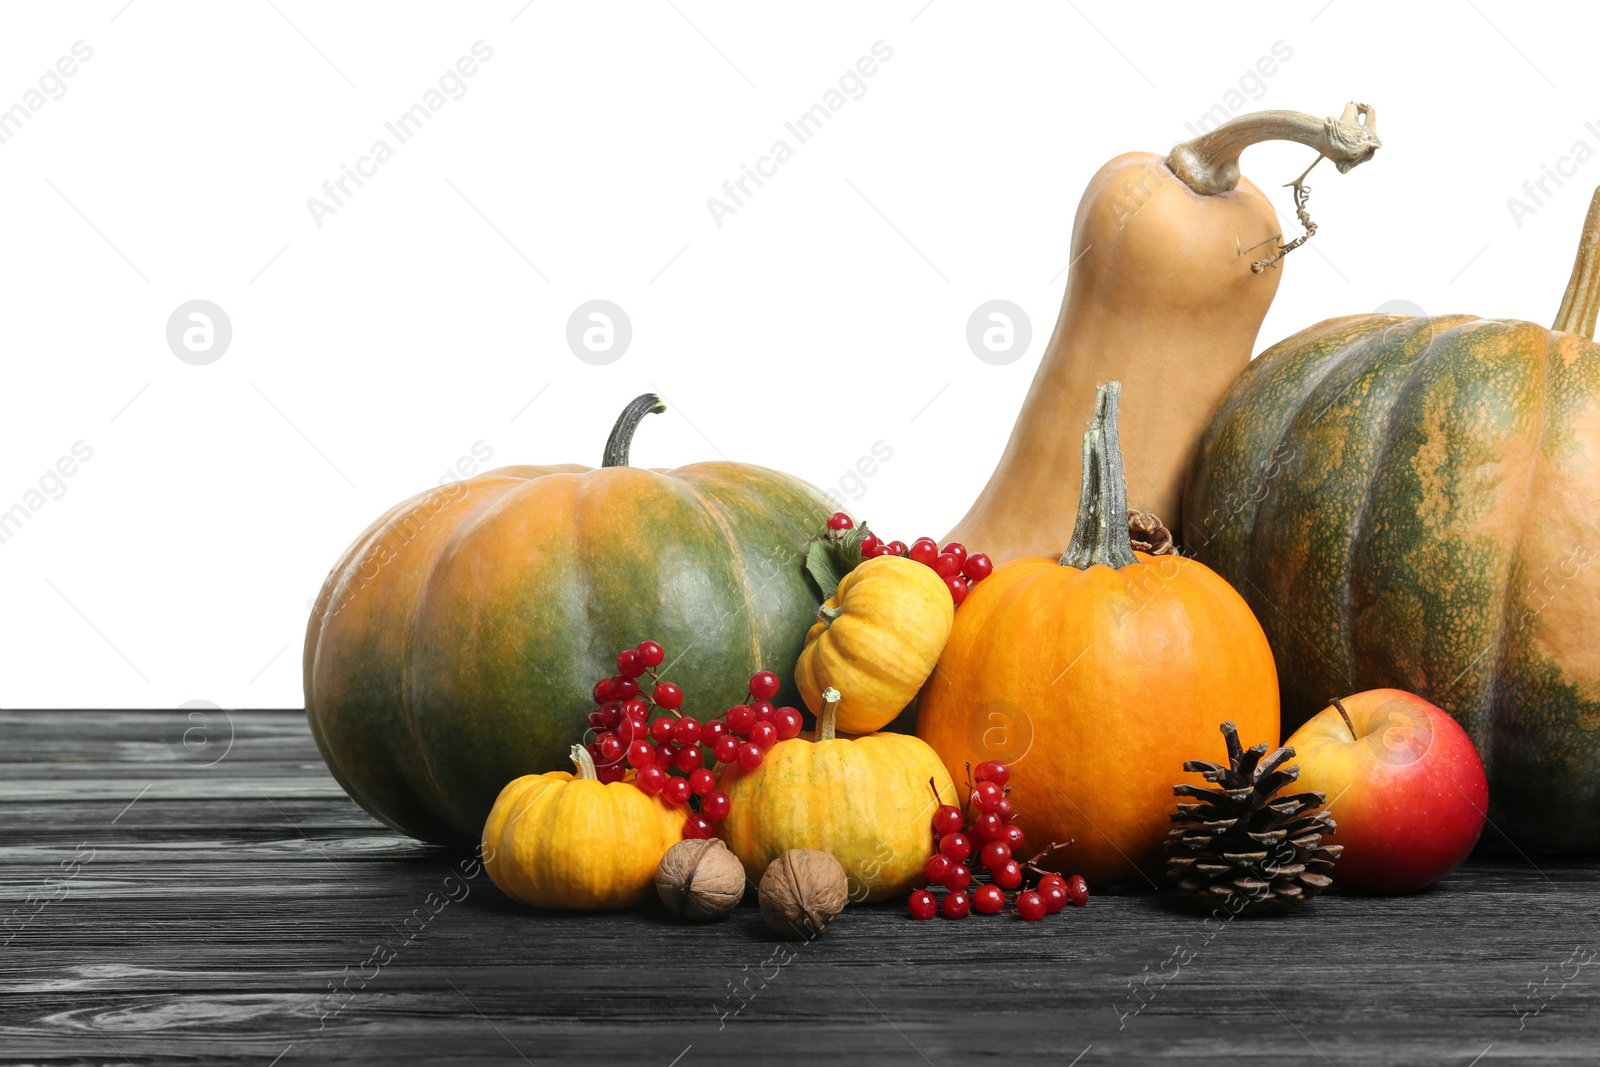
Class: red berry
993,860,1022,890
689,768,716,796
702,791,731,821
736,743,763,771
980,841,1011,871
1016,890,1047,921
962,554,993,582
611,676,639,701
860,532,881,555
932,805,964,836
750,700,776,721
942,542,967,566
1042,883,1068,914
862,542,887,559
748,721,778,750
684,814,715,839
1066,875,1090,907
597,735,625,764
939,833,971,862
652,681,683,710
635,765,665,794
749,671,780,700
637,640,664,668
614,716,643,745
672,717,702,746
674,745,704,773
933,552,962,578
774,707,803,740
702,718,728,742
886,541,908,557
975,761,1010,787
993,797,1016,822
658,739,681,761
712,734,740,765
941,891,971,919
649,717,675,743
587,711,608,731
1001,824,1025,850
616,649,643,678
827,512,854,531
662,777,691,805
973,884,1005,915
971,812,1004,842
947,576,969,606
909,540,938,566
596,762,626,783
908,889,938,921
623,698,650,721
971,780,1003,812
627,740,656,768
923,853,953,886
945,864,972,891
725,705,755,734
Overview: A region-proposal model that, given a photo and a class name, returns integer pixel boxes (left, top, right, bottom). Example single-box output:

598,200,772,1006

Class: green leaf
803,522,874,601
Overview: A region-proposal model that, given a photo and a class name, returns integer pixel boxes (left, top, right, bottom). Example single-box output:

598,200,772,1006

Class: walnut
656,838,747,921
758,849,848,939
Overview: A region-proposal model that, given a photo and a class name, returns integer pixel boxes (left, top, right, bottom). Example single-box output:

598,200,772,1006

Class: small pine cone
1165,720,1343,916
1128,510,1176,555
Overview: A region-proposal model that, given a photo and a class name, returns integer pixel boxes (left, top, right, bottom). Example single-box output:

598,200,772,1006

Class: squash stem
1059,382,1138,569
817,604,843,626
569,743,599,780
1167,102,1381,196
602,393,668,467
1554,186,1600,341
817,687,841,741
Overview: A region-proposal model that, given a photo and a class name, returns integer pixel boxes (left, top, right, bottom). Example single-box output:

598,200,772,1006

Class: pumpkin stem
569,743,599,781
1059,382,1138,570
1167,102,1381,196
817,687,841,742
817,604,843,626
1553,186,1600,341
602,393,667,468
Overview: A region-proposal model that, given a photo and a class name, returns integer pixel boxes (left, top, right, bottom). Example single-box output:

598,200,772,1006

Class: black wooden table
3,710,1598,1065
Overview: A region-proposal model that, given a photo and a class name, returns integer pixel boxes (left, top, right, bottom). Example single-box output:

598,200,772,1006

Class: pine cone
1128,510,1176,555
1165,721,1342,916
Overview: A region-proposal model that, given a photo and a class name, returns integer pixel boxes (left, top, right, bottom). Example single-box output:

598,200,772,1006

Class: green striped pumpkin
304,394,832,846
1184,192,1600,852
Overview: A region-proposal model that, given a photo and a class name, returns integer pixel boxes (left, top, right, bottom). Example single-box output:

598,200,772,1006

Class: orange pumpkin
917,382,1279,886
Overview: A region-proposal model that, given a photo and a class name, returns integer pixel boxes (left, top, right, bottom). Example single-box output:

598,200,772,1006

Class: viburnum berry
945,864,972,892
689,768,717,796
597,735,625,764
662,776,691,805
712,734,740,765
827,512,854,531
860,532,881,555
942,542,968,567
971,780,1004,812
933,553,962,578
993,860,1023,890
636,640,664,668
592,678,615,704
611,676,639,701
972,884,1005,915
652,681,683,710
595,762,626,784
1001,824,1025,851
1016,890,1047,922
635,765,665,794
627,740,655,768
971,812,1004,842
1065,874,1090,907
974,761,1010,786
623,697,649,720
908,889,938,921
946,576,969,606
658,739,680,762
671,717,701,746
748,720,778,751
702,791,731,821
962,554,994,582
862,541,887,559
725,705,754,734
774,707,803,740
1041,882,1068,915
886,541,908,557
941,891,971,919
932,804,964,836
648,717,675,744
980,841,1011,871
923,853,953,886
749,700,776,722
908,539,938,566
616,648,643,678
939,833,972,862
702,718,728,742
674,745,704,773
736,742,763,771
684,814,715,839
749,671,781,700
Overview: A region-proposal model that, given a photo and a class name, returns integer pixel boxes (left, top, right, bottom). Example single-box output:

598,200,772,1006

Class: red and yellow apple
1284,689,1488,893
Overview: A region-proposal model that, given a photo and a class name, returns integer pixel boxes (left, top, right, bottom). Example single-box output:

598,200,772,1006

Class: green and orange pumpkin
1185,188,1600,852
304,394,833,846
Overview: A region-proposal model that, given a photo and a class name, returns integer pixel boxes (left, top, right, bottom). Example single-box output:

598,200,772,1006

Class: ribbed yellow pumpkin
482,746,683,909
719,688,958,902
794,555,954,735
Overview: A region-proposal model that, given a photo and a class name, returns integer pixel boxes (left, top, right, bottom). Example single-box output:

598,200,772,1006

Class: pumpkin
304,393,834,847
918,382,1280,886
1183,187,1600,853
482,745,683,909
946,104,1381,563
719,687,959,902
794,554,954,734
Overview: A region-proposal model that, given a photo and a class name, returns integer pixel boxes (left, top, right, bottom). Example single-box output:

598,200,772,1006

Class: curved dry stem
1167,102,1381,196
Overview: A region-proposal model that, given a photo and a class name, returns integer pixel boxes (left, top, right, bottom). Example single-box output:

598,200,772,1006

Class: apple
1284,688,1488,893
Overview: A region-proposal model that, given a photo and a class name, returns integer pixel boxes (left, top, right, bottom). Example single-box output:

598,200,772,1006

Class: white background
2,0,1596,709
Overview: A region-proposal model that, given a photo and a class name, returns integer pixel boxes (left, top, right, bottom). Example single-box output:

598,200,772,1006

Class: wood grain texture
2,710,1598,1065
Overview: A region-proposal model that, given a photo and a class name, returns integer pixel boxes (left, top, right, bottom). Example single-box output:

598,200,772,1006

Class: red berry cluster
586,641,799,839
906,761,1090,922
826,512,992,606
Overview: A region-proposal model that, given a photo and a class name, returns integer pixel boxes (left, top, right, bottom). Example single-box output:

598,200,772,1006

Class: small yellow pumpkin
794,555,954,734
482,745,683,909
719,688,958,902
